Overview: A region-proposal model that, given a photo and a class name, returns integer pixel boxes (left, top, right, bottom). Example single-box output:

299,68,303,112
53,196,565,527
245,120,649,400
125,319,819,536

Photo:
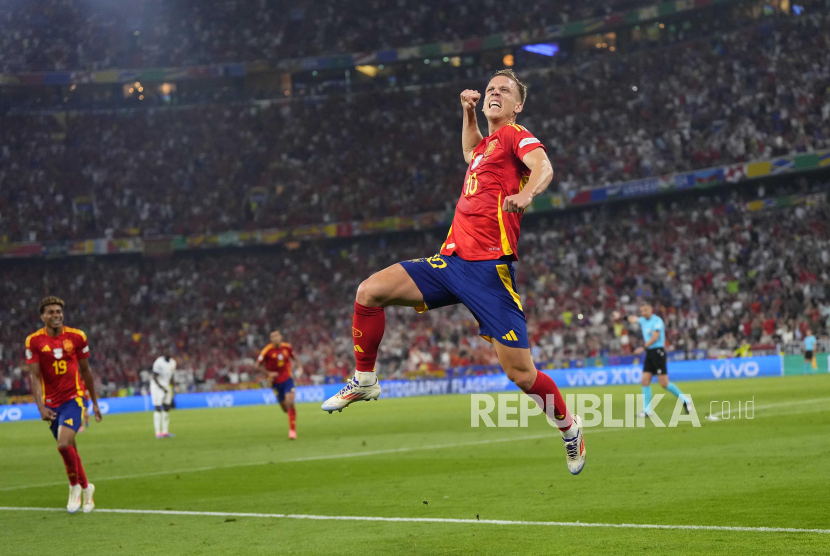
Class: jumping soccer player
803,328,817,373
614,304,690,417
321,69,585,474
25,296,102,513
257,331,299,439
151,355,176,438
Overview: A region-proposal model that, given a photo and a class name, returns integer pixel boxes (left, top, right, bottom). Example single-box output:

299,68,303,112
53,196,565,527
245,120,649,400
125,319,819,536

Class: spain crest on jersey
63,339,74,352
484,139,499,157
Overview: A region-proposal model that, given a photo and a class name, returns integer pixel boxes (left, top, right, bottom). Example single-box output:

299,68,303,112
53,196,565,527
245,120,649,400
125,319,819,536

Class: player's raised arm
502,148,554,214
78,359,102,422
27,362,56,421
460,89,483,163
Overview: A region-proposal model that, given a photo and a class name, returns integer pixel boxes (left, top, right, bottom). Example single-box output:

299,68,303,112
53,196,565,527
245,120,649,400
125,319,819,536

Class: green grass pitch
1,375,829,555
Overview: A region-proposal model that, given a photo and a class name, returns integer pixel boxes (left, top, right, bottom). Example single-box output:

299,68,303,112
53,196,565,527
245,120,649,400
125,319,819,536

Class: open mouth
489,101,502,108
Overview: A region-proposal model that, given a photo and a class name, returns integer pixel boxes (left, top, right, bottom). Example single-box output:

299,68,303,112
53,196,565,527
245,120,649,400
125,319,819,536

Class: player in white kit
151,355,176,438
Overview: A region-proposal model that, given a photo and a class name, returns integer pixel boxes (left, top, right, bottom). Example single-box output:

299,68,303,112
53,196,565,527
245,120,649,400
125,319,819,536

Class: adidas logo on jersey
502,330,519,342
42,345,51,352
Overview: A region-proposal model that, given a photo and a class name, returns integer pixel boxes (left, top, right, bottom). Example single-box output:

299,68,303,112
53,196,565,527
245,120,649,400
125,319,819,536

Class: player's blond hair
492,69,527,104
39,296,65,314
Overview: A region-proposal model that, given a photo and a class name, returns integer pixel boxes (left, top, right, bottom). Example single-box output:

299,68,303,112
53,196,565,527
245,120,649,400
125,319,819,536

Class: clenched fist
460,89,481,110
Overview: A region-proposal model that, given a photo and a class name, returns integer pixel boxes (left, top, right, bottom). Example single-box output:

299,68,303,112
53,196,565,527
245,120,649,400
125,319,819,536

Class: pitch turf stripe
1,507,828,534
0,429,622,492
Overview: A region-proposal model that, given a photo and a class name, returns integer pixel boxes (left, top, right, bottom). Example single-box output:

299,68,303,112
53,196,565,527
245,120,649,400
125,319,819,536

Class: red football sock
57,446,79,486
73,447,89,489
526,371,573,431
288,407,297,432
353,302,385,372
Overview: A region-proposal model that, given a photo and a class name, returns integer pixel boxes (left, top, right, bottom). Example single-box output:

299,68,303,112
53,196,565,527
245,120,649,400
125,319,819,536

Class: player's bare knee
57,439,72,450
504,366,535,391
356,277,385,307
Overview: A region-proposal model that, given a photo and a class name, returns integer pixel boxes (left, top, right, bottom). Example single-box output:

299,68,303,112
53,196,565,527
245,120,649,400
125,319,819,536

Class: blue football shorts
273,377,296,403
399,254,529,348
48,396,84,439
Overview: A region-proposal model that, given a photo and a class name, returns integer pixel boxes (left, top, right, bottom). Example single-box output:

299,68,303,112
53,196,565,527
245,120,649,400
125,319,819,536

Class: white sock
561,418,578,440
355,370,377,386
154,412,162,435
161,411,170,435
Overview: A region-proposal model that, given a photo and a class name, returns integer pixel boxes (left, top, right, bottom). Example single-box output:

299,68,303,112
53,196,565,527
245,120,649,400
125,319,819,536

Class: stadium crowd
2,10,829,243
2,181,829,398
1,0,656,73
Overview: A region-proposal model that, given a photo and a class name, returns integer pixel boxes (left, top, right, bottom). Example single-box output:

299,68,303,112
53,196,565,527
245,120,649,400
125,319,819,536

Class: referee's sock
642,385,653,413
665,382,688,404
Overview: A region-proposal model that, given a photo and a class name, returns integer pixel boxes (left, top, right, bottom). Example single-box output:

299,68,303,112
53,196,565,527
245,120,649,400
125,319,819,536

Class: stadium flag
793,153,819,170
694,168,723,186
569,190,593,205
143,237,174,258
746,161,771,178
724,164,745,183
770,157,794,174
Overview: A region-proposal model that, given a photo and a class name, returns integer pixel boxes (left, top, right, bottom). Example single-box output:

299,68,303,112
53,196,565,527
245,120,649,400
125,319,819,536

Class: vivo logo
0,407,22,421
565,370,609,386
711,361,759,378
206,394,234,408
295,387,325,403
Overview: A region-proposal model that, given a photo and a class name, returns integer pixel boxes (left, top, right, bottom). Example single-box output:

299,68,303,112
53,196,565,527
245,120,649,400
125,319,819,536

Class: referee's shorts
643,347,668,376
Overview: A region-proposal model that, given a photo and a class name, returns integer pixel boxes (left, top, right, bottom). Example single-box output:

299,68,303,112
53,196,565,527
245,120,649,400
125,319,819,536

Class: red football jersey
258,342,294,384
440,123,546,261
25,326,89,408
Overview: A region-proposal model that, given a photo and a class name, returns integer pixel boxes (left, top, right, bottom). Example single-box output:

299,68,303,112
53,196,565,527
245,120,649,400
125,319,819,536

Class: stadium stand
1,0,665,72
2,9,829,243
2,180,828,398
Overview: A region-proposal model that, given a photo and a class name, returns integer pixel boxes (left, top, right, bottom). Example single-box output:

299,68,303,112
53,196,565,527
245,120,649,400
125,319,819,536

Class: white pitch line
710,397,830,419
0,429,621,492
1,506,828,534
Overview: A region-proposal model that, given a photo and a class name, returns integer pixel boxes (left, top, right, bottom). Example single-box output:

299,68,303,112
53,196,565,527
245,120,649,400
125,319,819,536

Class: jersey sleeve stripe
65,327,88,342
440,225,453,251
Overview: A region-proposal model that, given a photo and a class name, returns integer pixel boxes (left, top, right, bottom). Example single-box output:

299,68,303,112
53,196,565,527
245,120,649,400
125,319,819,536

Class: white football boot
82,483,95,513
561,415,586,475
321,376,381,413
67,484,82,513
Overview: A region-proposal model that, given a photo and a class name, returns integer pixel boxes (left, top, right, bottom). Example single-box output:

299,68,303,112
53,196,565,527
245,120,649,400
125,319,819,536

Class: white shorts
150,383,173,407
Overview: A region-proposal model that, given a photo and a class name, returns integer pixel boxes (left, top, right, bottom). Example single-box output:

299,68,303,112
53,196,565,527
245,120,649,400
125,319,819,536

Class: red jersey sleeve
75,330,90,360
509,125,546,161
283,343,294,358
257,344,272,363
25,334,39,364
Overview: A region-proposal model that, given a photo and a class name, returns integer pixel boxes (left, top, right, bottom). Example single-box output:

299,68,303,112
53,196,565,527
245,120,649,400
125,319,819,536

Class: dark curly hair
39,296,65,314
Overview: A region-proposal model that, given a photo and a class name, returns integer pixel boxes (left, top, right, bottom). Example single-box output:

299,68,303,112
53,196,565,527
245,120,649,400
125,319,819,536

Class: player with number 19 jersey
441,123,545,261
25,326,89,408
